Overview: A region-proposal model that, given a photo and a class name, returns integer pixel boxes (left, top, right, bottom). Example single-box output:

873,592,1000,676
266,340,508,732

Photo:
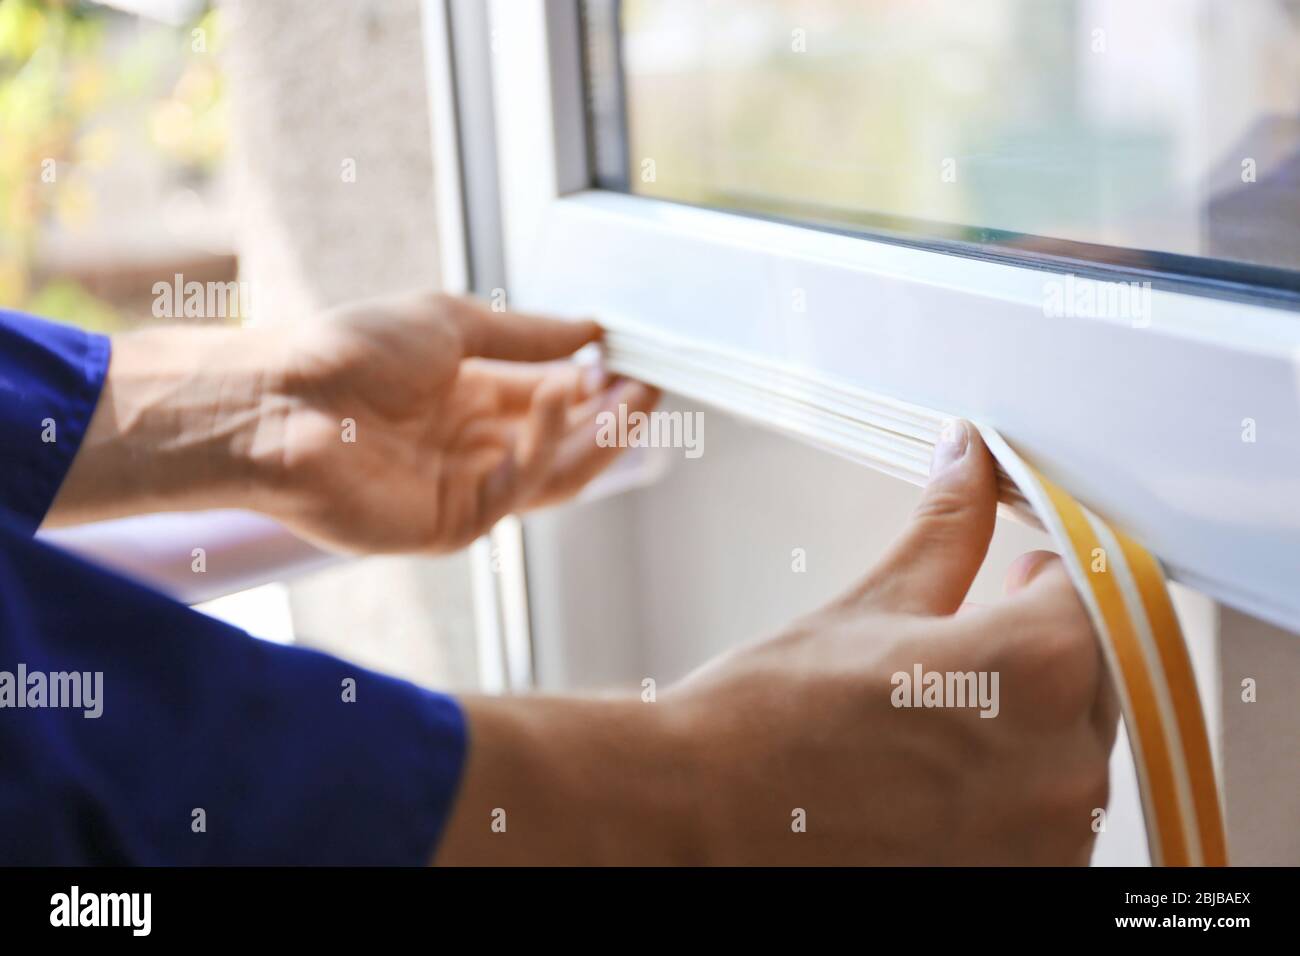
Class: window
481,0,1300,636
588,0,1300,298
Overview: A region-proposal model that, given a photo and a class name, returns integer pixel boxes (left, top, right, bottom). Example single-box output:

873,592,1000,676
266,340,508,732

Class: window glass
594,0,1300,285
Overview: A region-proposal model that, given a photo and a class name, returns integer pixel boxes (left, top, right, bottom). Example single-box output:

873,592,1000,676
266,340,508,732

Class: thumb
846,420,999,615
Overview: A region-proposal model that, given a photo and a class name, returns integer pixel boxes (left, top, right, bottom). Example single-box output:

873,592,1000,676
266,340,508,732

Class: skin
440,423,1118,865
46,291,1116,865
48,292,658,551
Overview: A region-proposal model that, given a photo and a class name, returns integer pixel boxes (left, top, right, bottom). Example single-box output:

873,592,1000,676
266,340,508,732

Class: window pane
601,0,1300,281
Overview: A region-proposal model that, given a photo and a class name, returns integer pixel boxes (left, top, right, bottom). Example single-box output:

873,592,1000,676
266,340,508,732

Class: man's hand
439,422,1118,865
47,292,658,552
269,293,657,552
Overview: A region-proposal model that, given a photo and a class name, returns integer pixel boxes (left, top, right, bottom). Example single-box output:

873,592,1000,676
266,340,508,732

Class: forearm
45,326,292,526
435,694,706,865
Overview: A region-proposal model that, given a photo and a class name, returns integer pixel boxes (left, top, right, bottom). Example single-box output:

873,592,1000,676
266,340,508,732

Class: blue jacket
0,310,466,864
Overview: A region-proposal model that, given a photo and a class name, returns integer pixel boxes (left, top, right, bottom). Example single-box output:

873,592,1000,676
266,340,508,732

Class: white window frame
484,0,1300,636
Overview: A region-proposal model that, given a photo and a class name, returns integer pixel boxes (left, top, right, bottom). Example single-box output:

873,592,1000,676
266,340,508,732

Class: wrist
48,325,296,525
436,693,707,865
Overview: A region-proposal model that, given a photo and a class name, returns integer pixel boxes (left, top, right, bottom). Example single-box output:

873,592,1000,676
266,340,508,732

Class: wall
1221,607,1300,865
220,0,478,690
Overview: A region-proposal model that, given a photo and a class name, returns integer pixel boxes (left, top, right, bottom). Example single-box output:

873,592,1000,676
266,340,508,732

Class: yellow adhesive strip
1115,532,1228,866
980,428,1227,867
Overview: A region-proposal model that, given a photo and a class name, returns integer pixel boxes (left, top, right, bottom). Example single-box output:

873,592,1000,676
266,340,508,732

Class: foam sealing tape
979,428,1227,867
601,322,1228,867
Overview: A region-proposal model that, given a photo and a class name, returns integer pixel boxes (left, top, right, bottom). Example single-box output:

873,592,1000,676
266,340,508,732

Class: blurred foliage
0,0,224,330
27,274,118,328
150,7,225,172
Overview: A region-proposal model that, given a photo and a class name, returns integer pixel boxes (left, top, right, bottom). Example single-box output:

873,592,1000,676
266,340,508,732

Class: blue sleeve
0,309,469,864
0,309,111,534
0,518,468,865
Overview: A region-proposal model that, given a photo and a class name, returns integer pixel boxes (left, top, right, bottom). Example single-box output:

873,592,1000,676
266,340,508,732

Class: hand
269,293,658,552
48,292,659,553
439,421,1117,865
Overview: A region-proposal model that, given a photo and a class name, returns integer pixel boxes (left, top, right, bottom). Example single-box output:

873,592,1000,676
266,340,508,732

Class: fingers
1004,549,1060,596
999,552,1083,616
844,420,999,616
527,378,661,506
459,358,606,415
468,375,659,532
459,360,564,412
983,554,1116,741
472,374,574,534
1004,555,1120,747
449,296,602,362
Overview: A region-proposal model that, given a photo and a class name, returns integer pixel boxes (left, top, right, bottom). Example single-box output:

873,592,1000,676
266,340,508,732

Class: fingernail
930,419,970,480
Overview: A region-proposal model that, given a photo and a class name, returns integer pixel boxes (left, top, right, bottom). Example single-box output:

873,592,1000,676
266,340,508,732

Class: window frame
480,0,1300,633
